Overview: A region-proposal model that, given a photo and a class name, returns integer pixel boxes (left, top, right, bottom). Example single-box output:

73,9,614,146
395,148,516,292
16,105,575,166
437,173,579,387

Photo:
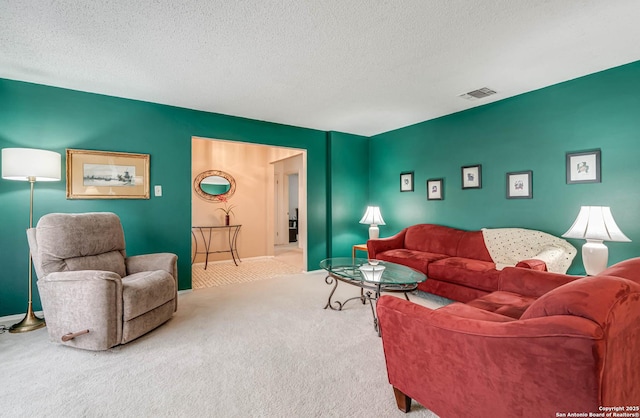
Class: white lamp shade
2,148,61,181
359,206,386,226
562,206,630,242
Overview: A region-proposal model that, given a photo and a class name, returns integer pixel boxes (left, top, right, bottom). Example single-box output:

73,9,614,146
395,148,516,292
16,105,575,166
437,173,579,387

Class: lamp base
9,304,45,333
368,225,380,240
582,240,608,276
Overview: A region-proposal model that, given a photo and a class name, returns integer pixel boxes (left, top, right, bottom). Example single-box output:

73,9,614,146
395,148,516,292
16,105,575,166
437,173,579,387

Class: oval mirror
200,176,231,195
194,170,236,202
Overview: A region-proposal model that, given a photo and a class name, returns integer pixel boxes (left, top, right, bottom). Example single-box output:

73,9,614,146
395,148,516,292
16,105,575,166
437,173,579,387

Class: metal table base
191,225,242,269
323,273,416,336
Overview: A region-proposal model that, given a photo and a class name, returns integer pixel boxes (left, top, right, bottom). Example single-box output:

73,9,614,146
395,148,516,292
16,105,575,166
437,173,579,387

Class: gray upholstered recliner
28,212,178,350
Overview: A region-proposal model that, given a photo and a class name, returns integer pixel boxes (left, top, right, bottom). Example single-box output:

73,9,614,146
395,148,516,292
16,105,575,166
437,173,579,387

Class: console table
191,225,242,269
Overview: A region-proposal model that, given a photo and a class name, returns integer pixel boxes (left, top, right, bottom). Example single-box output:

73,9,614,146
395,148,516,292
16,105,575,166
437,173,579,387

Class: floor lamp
1,148,61,333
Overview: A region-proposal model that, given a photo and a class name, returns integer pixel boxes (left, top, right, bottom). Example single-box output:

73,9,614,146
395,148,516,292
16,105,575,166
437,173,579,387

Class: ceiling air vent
459,87,497,100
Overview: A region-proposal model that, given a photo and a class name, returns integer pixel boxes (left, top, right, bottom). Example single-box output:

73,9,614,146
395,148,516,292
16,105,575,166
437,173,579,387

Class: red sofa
367,224,550,302
377,257,640,417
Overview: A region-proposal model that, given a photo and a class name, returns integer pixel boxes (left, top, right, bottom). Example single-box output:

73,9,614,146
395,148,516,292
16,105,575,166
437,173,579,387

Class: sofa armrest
498,267,579,298
367,229,406,259
376,296,601,417
37,270,124,350
515,258,547,271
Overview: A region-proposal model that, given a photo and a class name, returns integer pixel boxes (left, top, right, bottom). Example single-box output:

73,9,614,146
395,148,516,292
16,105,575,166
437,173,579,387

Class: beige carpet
1,272,443,417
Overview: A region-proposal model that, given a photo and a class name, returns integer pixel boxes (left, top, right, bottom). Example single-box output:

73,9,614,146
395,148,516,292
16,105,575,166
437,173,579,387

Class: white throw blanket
481,228,577,274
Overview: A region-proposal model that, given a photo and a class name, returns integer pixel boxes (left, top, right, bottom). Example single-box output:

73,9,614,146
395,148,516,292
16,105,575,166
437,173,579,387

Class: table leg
324,275,342,310
228,226,240,266
324,275,368,311
191,230,197,265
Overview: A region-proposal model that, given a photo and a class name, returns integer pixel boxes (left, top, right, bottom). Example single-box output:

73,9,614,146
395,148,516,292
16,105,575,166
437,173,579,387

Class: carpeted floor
1,272,444,417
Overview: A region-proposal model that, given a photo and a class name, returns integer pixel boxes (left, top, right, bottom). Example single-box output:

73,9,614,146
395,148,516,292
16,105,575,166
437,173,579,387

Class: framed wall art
566,149,601,184
461,164,482,189
427,178,443,200
66,149,150,199
400,171,414,192
506,170,532,199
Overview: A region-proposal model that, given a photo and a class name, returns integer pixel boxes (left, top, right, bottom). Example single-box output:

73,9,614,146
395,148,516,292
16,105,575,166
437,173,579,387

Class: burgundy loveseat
367,224,552,302
377,258,640,417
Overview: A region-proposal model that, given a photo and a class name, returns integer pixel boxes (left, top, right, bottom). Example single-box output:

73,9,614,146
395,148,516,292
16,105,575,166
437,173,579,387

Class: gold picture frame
66,149,150,199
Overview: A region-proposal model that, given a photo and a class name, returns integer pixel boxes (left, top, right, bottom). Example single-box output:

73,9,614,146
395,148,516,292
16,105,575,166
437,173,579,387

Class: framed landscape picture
400,171,414,192
566,149,601,184
66,149,150,199
506,170,532,199
427,178,443,200
461,165,482,189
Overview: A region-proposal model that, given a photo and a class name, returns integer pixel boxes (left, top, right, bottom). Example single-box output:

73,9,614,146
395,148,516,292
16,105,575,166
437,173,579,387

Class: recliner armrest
126,253,177,279
367,229,406,259
126,253,178,311
37,270,124,350
41,270,122,283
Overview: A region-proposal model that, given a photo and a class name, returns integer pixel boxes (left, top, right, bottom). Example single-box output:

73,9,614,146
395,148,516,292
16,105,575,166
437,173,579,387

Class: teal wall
370,60,640,274
328,131,371,257
0,79,369,317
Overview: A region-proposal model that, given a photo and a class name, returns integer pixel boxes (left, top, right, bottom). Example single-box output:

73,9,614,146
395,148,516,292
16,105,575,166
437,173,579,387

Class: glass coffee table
319,258,426,335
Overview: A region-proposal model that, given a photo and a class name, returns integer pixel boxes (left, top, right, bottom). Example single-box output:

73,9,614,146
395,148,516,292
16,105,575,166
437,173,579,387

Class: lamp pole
9,176,46,333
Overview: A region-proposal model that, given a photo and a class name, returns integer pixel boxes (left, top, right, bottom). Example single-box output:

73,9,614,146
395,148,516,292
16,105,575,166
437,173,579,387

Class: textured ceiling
2,1,640,136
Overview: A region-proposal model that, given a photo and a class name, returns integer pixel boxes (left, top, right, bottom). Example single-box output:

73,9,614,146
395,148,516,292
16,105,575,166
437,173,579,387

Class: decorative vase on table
217,196,235,227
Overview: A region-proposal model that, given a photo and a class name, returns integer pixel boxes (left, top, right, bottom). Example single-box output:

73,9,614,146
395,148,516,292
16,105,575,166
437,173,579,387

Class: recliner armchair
28,212,178,350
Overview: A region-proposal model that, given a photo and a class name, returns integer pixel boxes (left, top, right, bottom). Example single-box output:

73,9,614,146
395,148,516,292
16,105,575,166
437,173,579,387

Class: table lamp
562,206,630,275
2,148,61,332
359,206,385,240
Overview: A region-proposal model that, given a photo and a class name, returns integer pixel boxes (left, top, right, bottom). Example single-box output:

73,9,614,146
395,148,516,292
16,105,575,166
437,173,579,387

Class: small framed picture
427,179,443,200
461,165,482,189
506,171,532,199
566,149,601,184
400,171,414,192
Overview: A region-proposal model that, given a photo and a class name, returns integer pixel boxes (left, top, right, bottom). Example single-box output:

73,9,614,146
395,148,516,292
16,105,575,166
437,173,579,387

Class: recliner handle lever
61,329,90,342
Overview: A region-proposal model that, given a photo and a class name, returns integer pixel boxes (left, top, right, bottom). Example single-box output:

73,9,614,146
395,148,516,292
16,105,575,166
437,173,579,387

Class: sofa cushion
121,270,176,321
466,291,538,320
404,224,465,256
436,302,516,322
418,279,489,303
428,257,499,292
377,249,448,274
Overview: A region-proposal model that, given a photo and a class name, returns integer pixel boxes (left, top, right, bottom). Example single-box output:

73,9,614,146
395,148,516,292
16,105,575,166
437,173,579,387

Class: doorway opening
272,156,304,271
191,137,306,288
